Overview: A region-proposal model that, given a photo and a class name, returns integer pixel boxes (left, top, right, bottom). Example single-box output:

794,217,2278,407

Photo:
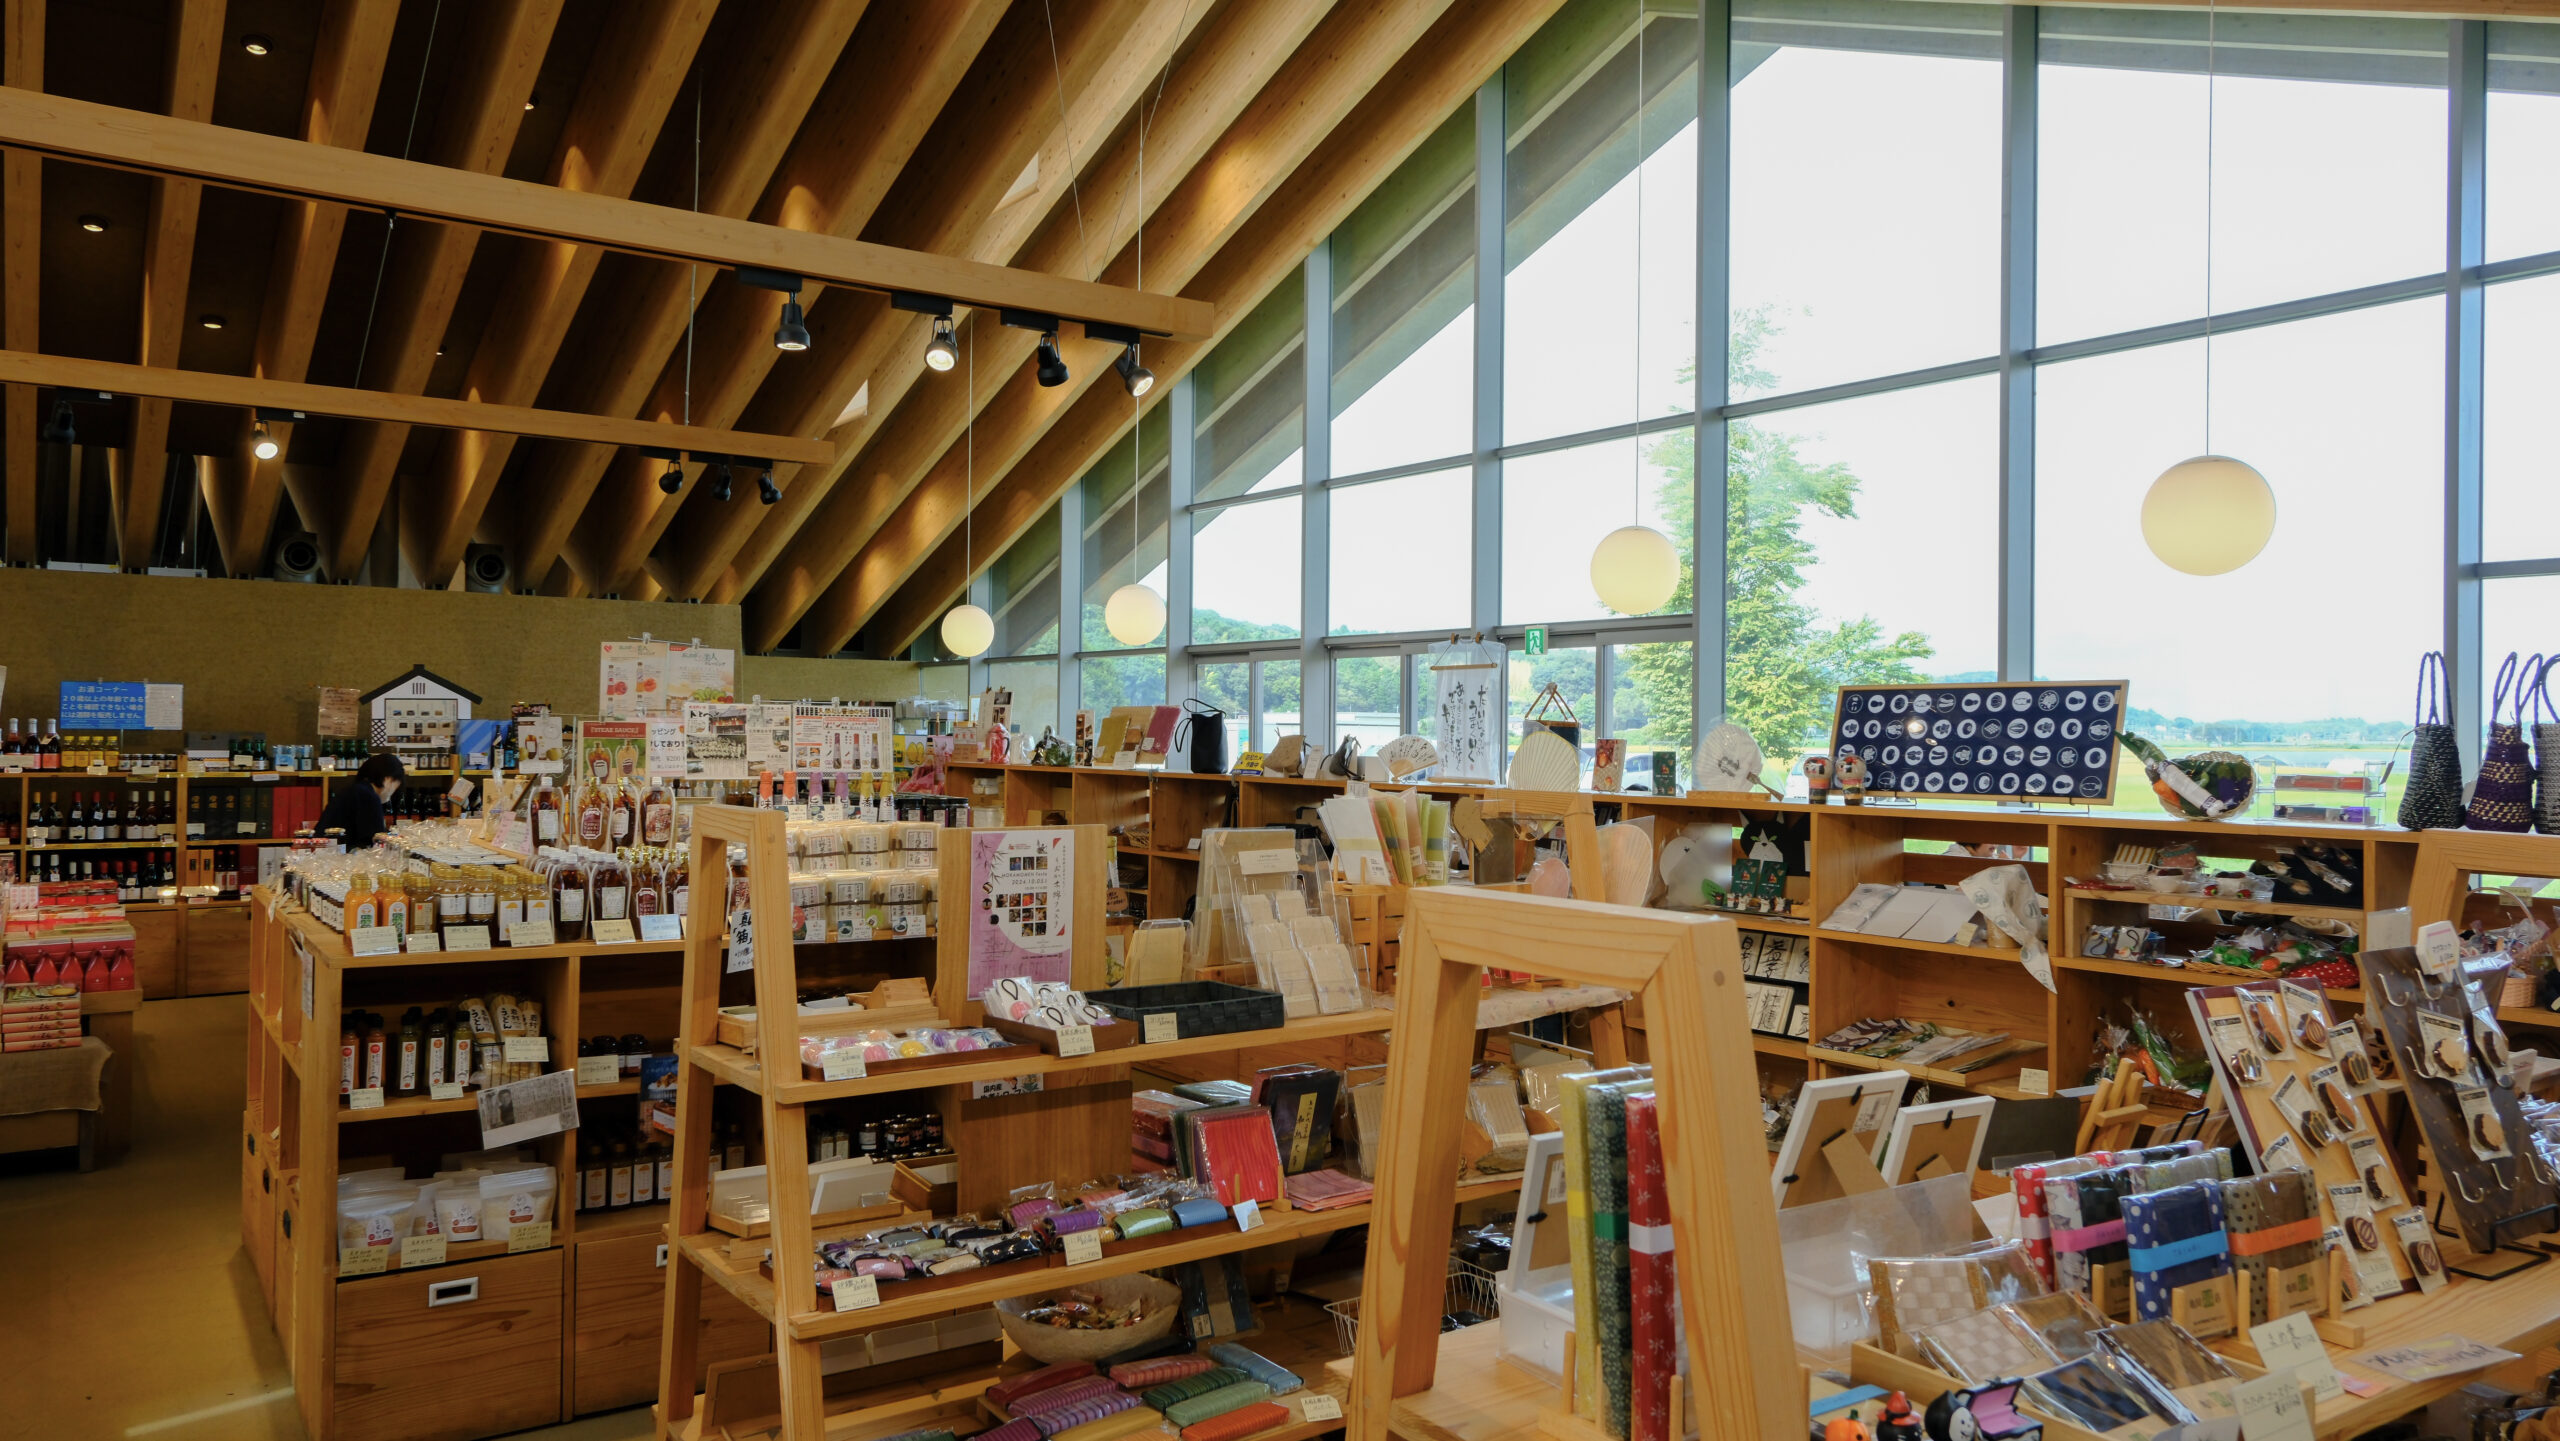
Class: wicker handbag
2532,657,2560,835
2469,651,2537,832
2398,651,2466,831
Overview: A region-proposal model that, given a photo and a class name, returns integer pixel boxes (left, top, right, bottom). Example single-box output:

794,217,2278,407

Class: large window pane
1081,653,1166,716
1730,0,2000,396
1725,375,1999,768
2486,274,2560,562
1194,273,1306,503
1510,646,1596,782
1335,656,1404,749
1258,660,1302,749
1078,408,1170,652
1332,103,1474,475
989,660,1059,743
1331,469,1472,635
1609,640,1693,790
2489,23,2560,262
2485,578,2560,739
1198,662,1252,760
989,505,1061,658
1501,434,1690,625
2036,299,2443,770
1193,495,1300,641
917,663,968,706
1503,0,1699,444
2038,10,2445,344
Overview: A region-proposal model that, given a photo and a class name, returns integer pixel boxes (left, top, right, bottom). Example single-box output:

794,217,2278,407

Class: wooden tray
797,1041,1042,1081
982,1014,1140,1055
718,1002,950,1050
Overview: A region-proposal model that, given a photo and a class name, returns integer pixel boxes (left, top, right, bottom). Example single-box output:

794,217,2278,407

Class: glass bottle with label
631,850,664,919
466,866,499,931
575,779,609,848
609,778,636,848
591,853,629,927
532,774,563,846
552,860,589,941
435,864,469,937
607,1140,634,1209
641,777,673,845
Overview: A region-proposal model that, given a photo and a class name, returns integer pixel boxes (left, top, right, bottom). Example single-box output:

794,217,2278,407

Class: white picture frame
1771,1070,1911,1206
1877,1095,1997,1186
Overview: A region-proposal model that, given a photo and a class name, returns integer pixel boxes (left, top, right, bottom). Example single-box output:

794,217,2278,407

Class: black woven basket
1086,981,1285,1039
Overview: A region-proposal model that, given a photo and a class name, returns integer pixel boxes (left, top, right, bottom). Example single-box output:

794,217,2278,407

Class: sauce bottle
496,869,525,932
592,852,629,927
631,850,664,919
466,866,498,931
630,1142,655,1205
532,774,563,845
654,1145,674,1200
395,1007,424,1096
339,1014,358,1097
382,869,410,936
425,1008,451,1090
641,778,673,846
349,869,380,931
451,1014,475,1093
608,1140,633,1209
580,1139,608,1213
434,864,468,936
362,1012,388,1093
609,779,636,848
620,1032,649,1079
576,779,608,847
552,861,588,941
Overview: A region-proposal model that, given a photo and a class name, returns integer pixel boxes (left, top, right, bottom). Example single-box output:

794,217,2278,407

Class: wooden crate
1337,882,1407,992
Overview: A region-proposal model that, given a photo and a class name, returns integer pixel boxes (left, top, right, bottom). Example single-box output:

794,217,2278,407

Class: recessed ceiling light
523,92,538,112
76,215,107,233
199,314,226,330
241,33,271,56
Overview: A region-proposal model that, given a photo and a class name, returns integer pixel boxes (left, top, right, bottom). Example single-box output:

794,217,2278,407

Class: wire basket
1325,1257,1502,1354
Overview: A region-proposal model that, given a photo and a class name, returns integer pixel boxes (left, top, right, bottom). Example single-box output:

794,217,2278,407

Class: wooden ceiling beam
676,0,1324,614
0,81,1217,339
287,0,561,581
466,0,863,591
112,0,226,571
773,0,1485,657
1,0,40,565
546,0,1009,597
0,348,832,461
866,0,1569,655
204,0,400,578
391,0,720,588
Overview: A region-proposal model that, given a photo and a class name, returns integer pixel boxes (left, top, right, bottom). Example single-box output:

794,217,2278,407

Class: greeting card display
1827,680,2129,805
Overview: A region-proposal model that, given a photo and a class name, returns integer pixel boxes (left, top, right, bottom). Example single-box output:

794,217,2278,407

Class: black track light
711,463,733,502
252,424,278,461
40,399,73,445
659,460,684,495
774,298,810,352
1115,343,1154,398
1035,330,1068,387
758,466,780,505
924,315,958,372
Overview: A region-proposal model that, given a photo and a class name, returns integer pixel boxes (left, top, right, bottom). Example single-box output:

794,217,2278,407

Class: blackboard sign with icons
1826,680,2131,806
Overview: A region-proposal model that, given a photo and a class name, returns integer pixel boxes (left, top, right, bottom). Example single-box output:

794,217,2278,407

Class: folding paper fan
1376,734,1440,779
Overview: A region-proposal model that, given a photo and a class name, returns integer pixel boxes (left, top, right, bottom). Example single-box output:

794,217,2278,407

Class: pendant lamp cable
685,76,699,429
2202,0,2216,454
1630,2,1645,527
353,0,441,387
1043,0,1089,279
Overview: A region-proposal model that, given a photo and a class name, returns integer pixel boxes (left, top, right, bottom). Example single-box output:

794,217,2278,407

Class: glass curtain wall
951,0,2549,785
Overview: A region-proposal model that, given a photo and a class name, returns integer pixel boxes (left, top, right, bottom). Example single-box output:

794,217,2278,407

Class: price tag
1055,1025,1095,1058
338,1244,389,1277
1143,1013,1178,1045
1236,848,1296,876
831,1275,881,1311
2249,1313,2343,1404
506,920,556,948
639,914,683,942
2232,1371,2316,1441
429,1081,464,1102
132,764,158,777
1233,1199,1263,1232
404,932,441,953
822,1049,868,1081
253,772,277,783
2417,920,2461,978
1063,1229,1106,1266
448,776,476,804
576,1055,622,1086
348,925,401,957
507,1221,552,1254
2015,1068,2049,1097
1300,1396,1344,1424
590,917,636,944
85,762,107,775
348,1087,384,1111
400,1234,449,1269
502,1035,549,1063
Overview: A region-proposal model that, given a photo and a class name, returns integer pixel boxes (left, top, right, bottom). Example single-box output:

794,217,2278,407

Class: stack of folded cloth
1164,1380,1273,1429
1207,1345,1302,1395
1143,1368,1248,1411
1182,1401,1291,1441
1111,1356,1219,1388
988,1363,1095,1412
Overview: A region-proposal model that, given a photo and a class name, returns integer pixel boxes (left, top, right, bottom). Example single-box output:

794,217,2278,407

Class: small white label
339,1244,389,1276
2249,1313,2343,1403
507,1221,552,1254
1853,1087,1896,1135
85,762,106,774
503,1035,549,1063
822,1049,868,1081
1143,1013,1178,1045
2232,1371,2316,1441
1300,1396,1343,1424
576,1055,622,1086
1233,1199,1263,1232
443,925,491,952
404,932,441,953
349,1087,384,1111
401,1234,449,1269
348,925,401,957
2015,1068,2050,1097
1236,848,1296,876
590,917,636,944
1063,1229,1106,1265
1056,1025,1096,1058
429,1081,464,1102
507,920,557,948
831,1275,881,1311
639,914,682,942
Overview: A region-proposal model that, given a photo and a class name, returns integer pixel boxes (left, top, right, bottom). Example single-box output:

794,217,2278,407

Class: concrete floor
0,996,656,1441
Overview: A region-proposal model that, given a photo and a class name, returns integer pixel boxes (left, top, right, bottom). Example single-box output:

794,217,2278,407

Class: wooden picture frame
1348,888,1795,1441
1828,679,2129,806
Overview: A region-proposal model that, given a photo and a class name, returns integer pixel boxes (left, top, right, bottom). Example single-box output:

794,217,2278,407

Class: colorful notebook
1560,1066,1647,1421
1626,1094,1678,1441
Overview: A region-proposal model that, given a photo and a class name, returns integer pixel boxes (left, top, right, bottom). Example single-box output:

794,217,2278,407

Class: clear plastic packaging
478,1166,556,1232
337,1186,418,1259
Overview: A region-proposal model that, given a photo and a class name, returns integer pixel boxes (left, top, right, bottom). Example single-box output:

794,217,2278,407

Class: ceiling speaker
269,531,321,584
463,543,511,594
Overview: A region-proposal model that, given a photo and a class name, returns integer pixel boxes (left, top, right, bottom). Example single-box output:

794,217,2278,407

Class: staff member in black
317,752,407,851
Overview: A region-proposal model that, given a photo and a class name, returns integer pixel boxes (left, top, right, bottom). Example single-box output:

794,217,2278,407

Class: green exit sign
1524,626,1548,656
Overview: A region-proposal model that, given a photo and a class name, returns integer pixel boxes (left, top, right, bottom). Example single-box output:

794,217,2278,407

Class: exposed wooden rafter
866,0,1570,655
1,0,40,565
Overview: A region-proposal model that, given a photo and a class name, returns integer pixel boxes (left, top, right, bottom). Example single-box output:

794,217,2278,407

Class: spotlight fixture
524,92,538,112
1001,309,1070,386
199,313,226,330
924,316,958,372
774,298,810,352
710,463,733,502
659,461,684,495
757,466,780,505
1114,344,1153,398
76,215,107,233
252,424,278,461
1035,331,1068,387
241,33,271,55
40,398,73,445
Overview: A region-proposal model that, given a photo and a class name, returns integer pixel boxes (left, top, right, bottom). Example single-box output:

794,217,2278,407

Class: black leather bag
1178,698,1227,775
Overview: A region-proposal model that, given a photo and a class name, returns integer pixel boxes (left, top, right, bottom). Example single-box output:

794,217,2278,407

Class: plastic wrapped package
1560,1067,1652,1416
2012,1155,2103,1289
2126,1151,2230,1193
2095,1320,2238,1418
2219,1171,2321,1326
2024,1357,2193,1433
1776,1171,1977,1367
1469,1077,1532,1172
1995,1291,2109,1363
2122,1182,2229,1323
337,1185,419,1259
1865,1240,2043,1361
1916,1306,2056,1385
1521,1053,1593,1127
478,1166,556,1233
2043,1167,2132,1300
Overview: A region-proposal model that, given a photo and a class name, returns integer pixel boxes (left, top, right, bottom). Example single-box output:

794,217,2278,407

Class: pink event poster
967,828,1077,998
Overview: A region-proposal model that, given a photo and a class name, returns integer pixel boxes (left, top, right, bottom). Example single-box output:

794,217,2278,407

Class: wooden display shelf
1812,927,2031,963
2054,954,2365,1006
287,910,690,968
2499,1004,2560,1030
2063,886,2369,924
1806,1039,2047,1098
1750,1034,1807,1060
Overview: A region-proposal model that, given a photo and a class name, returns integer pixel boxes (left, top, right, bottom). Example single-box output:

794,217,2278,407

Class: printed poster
682,703,746,780
575,720,648,783
746,704,795,774
645,720,686,780
790,705,894,775
967,828,1076,999
599,641,737,718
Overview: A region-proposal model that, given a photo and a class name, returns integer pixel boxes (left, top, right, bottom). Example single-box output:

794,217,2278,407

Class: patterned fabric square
1561,1066,1647,1422
2122,1181,2229,1321
1626,1094,1678,1441
2219,1170,2319,1325
1917,1305,2054,1383
2013,1156,2102,1289
1587,1077,1655,1441
2043,1166,2132,1299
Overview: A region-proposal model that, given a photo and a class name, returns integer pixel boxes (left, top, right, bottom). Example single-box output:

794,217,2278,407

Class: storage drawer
242,1114,275,1309
333,1247,563,1441
570,1232,768,1414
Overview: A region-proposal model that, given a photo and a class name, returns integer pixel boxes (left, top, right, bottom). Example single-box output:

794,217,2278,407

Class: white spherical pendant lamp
2140,454,2275,576
941,603,995,659
1104,583,1166,646
1590,524,1680,615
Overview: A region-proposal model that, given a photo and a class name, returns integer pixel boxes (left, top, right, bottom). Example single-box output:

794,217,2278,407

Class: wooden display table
0,985,137,1167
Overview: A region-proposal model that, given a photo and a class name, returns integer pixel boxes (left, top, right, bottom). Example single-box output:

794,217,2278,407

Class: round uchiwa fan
2121,733,2256,821
1508,728,1581,791
1695,722,1764,794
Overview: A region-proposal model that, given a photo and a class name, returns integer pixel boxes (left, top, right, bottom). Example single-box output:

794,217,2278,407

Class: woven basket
995,1273,1182,1364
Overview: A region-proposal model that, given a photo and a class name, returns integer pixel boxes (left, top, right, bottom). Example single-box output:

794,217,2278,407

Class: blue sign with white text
58,681,149,729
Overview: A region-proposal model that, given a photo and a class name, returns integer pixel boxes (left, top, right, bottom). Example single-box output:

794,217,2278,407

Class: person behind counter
317,752,408,851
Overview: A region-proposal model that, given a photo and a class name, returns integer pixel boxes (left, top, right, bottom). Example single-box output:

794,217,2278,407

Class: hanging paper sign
966,828,1076,998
